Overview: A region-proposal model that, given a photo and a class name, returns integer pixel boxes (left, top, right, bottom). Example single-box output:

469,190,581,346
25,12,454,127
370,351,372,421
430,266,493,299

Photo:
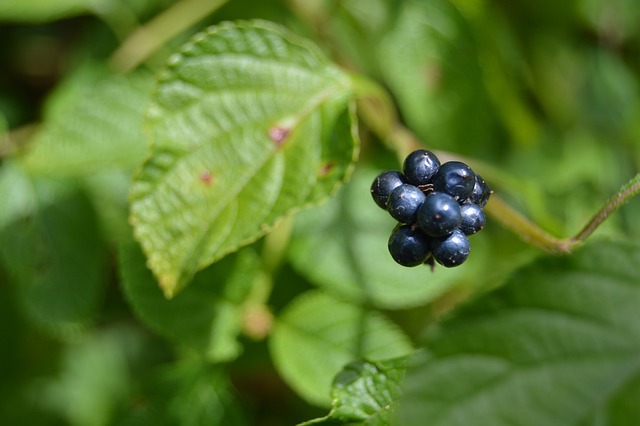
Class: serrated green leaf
289,166,488,309
397,240,640,426
301,357,409,426
0,166,106,336
270,291,413,407
129,20,358,297
119,240,260,363
23,69,153,176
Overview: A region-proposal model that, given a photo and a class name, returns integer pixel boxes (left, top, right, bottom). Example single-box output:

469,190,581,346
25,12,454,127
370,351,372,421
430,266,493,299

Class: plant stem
109,0,229,73
482,174,640,255
484,194,570,254
241,216,293,340
569,172,640,245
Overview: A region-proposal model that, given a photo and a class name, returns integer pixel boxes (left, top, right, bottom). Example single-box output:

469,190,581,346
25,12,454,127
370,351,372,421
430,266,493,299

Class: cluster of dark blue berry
370,149,491,268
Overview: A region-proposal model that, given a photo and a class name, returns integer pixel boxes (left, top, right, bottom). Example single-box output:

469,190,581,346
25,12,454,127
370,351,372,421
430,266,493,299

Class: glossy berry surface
459,203,486,235
387,184,426,223
370,171,407,209
469,174,491,208
402,149,441,186
417,192,462,237
431,230,470,267
388,225,431,267
432,161,475,201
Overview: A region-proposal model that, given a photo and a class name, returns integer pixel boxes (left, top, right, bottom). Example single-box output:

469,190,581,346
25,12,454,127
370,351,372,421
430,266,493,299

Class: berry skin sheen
431,230,470,267
371,171,407,210
469,174,491,208
388,225,431,267
432,161,476,201
387,184,426,224
403,149,441,186
417,192,462,237
459,202,486,235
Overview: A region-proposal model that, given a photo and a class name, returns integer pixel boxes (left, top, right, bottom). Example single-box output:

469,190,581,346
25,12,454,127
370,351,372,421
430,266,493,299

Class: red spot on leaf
268,126,290,147
200,171,214,185
319,163,334,177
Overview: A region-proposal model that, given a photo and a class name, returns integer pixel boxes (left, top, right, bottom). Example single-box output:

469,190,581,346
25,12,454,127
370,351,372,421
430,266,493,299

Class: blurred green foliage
1,0,640,425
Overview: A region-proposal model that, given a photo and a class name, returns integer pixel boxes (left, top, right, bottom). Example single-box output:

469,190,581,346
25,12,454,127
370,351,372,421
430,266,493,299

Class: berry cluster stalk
351,74,640,255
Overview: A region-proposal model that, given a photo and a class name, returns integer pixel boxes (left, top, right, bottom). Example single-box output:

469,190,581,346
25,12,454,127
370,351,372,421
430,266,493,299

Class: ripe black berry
387,184,426,223
388,225,431,267
402,149,441,186
459,202,486,235
432,161,475,201
371,171,407,210
469,174,491,208
431,230,470,267
416,192,462,237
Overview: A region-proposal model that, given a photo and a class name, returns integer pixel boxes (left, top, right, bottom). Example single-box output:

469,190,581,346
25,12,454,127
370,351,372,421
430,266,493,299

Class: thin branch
569,173,640,244
109,0,229,74
484,194,571,254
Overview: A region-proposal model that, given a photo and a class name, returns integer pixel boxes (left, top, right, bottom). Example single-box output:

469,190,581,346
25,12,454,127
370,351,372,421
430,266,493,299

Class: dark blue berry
417,192,462,237
431,230,470,267
388,225,431,267
403,149,441,186
387,184,426,223
459,202,486,235
469,174,491,208
432,161,475,201
371,171,407,209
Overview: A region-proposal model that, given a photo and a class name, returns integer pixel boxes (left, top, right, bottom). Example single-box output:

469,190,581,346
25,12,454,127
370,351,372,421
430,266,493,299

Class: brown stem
569,173,640,244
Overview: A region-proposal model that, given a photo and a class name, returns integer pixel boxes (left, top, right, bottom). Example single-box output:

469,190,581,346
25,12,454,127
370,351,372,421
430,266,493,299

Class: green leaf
0,160,36,230
289,166,488,309
378,0,499,152
270,291,413,407
35,325,145,426
0,165,106,336
301,357,409,426
130,20,359,297
23,68,153,176
119,240,261,363
115,359,248,426
397,239,640,426
0,0,98,22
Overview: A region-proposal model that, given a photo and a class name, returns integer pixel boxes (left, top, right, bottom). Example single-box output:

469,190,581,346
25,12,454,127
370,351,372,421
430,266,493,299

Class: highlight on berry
370,149,491,269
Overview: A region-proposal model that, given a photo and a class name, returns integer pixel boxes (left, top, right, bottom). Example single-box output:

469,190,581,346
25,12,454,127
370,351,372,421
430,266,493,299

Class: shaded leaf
35,325,144,426
0,165,106,335
398,240,640,426
115,359,248,426
119,240,261,363
378,0,498,152
270,291,413,407
0,0,98,22
23,69,153,176
130,20,359,297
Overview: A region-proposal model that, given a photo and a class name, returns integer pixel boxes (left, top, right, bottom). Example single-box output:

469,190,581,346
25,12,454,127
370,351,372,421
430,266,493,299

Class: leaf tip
144,257,179,299
159,279,178,300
